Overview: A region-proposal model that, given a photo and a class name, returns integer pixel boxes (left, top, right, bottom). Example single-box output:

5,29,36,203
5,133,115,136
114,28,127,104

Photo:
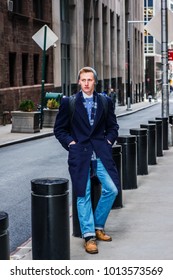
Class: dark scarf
82,93,97,126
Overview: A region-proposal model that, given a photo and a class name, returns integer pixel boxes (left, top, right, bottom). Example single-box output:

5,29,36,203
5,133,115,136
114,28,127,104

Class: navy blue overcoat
54,91,120,196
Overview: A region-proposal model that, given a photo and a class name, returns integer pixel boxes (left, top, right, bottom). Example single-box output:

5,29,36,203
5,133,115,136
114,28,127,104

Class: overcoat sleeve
54,97,73,151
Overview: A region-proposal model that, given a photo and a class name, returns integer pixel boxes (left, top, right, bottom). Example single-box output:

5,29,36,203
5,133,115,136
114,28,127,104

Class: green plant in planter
46,99,60,109
19,100,35,112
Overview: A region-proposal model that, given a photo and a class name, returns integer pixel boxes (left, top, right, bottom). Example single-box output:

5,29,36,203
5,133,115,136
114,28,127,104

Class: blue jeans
77,158,118,238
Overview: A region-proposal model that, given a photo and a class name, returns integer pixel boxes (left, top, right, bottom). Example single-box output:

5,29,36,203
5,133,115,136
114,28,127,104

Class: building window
9,53,16,87
148,0,153,6
22,53,28,85
33,54,39,84
33,0,43,20
13,0,23,14
60,0,69,22
148,35,153,44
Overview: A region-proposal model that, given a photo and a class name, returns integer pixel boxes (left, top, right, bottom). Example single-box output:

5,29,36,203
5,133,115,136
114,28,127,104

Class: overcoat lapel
90,93,104,134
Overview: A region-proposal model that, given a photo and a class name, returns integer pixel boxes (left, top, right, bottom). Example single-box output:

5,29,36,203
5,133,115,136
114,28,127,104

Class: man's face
78,72,95,96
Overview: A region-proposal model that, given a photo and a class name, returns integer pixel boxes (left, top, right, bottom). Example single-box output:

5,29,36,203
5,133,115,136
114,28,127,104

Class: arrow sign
145,8,173,43
32,24,58,50
32,25,58,129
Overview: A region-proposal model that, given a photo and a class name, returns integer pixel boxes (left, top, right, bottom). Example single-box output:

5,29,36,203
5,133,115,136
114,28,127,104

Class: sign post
32,25,58,129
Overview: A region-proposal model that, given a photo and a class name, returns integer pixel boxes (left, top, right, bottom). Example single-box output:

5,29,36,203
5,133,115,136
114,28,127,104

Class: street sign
32,24,58,50
145,8,173,43
32,25,58,129
168,49,173,61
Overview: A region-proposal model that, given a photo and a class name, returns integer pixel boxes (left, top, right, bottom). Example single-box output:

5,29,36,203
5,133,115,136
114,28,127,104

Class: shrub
46,99,60,109
19,100,35,112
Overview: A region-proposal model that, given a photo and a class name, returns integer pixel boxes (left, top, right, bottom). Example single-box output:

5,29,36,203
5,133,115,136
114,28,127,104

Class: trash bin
31,177,70,260
140,124,157,165
112,144,123,208
117,135,137,190
148,119,163,156
129,128,148,175
156,117,169,150
0,211,10,260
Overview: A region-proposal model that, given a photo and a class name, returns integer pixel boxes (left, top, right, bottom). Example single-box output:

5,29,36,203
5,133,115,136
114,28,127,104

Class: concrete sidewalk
10,146,173,260
2,99,173,260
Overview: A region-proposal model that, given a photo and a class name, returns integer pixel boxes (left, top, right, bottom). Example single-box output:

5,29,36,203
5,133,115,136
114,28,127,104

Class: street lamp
127,20,147,111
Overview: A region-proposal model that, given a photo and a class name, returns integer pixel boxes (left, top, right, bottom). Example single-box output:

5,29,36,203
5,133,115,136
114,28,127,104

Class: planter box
43,109,58,128
11,111,40,133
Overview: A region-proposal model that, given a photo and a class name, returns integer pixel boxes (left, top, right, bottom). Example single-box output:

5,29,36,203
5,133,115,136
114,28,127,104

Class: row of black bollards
116,116,171,191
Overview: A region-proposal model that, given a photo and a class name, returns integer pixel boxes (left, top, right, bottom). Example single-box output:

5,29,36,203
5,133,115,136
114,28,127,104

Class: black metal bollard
148,119,163,156
72,176,102,237
72,191,81,237
169,114,173,125
140,124,157,165
31,177,70,260
156,117,169,150
129,128,148,175
112,145,123,208
0,211,10,260
117,135,137,190
91,176,102,212
168,115,173,146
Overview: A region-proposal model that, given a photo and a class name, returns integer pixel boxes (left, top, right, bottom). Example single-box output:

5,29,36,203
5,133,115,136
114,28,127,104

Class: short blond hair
77,67,98,83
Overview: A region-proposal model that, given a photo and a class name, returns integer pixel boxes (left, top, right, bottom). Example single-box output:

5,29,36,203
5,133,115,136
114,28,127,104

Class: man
109,88,117,110
54,67,120,254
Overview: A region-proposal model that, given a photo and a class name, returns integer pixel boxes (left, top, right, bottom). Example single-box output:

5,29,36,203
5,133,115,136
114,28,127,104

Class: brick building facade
0,0,144,125
0,0,54,124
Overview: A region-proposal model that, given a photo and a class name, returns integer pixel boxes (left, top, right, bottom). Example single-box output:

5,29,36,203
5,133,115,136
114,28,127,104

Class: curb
0,132,54,148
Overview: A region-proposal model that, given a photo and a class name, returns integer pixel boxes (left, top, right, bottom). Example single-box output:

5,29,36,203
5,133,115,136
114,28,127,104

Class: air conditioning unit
8,0,13,12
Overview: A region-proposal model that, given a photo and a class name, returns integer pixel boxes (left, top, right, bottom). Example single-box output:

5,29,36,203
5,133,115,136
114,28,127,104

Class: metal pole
127,23,132,111
161,0,169,117
40,25,47,129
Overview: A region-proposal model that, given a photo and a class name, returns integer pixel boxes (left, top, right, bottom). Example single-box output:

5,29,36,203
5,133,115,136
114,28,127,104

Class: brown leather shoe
84,238,98,254
96,230,112,241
